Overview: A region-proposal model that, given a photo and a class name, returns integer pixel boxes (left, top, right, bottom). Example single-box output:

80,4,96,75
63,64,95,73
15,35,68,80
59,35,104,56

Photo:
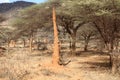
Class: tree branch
75,21,86,31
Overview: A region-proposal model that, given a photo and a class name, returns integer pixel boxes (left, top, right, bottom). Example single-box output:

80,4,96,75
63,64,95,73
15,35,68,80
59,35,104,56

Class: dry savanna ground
0,48,119,80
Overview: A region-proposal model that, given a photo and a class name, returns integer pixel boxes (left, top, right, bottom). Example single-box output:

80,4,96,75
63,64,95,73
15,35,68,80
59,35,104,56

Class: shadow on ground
76,50,109,57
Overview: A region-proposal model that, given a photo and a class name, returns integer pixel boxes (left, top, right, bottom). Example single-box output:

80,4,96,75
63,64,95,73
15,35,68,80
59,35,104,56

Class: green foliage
0,28,15,43
12,2,53,39
11,0,120,41
78,24,99,40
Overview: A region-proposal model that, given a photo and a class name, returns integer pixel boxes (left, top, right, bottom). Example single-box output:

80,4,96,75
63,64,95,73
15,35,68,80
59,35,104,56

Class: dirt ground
0,48,119,80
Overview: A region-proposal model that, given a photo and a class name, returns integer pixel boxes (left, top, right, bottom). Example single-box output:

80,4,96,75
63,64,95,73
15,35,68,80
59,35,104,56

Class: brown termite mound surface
52,7,60,66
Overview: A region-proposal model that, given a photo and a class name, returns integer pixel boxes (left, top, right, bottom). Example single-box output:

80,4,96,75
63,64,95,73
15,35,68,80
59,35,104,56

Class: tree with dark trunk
93,15,120,74
77,0,120,73
58,14,86,55
29,35,33,53
78,24,98,51
12,4,52,52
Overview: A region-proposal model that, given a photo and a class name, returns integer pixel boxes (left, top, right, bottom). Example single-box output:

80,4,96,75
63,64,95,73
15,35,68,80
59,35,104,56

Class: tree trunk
111,50,120,74
52,7,60,66
109,53,113,69
84,40,89,51
114,38,119,50
23,39,26,48
111,39,119,74
111,54,118,74
106,42,113,67
70,34,76,56
69,36,72,49
29,36,33,53
106,41,119,74
7,40,10,53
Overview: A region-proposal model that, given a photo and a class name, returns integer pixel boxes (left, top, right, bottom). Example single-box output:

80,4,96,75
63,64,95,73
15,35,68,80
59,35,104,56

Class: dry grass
0,48,119,80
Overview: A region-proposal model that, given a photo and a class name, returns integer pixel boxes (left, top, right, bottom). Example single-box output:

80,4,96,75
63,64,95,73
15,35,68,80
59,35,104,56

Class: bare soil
0,48,119,80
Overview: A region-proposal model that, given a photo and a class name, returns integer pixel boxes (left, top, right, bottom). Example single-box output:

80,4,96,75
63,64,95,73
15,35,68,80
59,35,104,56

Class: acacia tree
94,1,120,74
78,24,98,51
78,0,120,73
93,13,120,74
53,0,87,56
12,3,52,52
78,0,120,51
0,27,16,48
0,15,10,47
12,18,34,52
58,15,86,55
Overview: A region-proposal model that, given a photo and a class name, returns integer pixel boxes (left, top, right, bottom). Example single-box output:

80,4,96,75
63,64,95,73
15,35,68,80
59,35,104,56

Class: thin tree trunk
111,39,119,74
69,40,72,49
114,38,119,50
7,40,10,53
106,40,118,74
52,7,60,66
23,39,26,48
84,40,89,51
71,34,76,56
29,35,33,53
111,54,118,74
69,36,72,49
106,42,113,67
110,40,114,67
109,53,113,68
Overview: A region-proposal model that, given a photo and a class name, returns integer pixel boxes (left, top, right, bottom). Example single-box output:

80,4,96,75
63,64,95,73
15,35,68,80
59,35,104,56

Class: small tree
0,27,15,48
78,24,98,51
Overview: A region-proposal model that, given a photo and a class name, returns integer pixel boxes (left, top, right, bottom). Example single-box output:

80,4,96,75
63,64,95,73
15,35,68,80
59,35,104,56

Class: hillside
0,1,36,29
0,1,35,13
